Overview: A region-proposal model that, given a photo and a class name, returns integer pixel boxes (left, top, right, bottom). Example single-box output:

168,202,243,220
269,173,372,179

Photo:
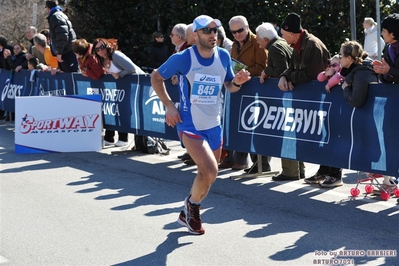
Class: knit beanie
281,13,303,33
45,1,58,8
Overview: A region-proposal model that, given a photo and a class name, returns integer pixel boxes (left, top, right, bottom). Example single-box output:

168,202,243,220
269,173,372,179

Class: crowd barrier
1,69,398,176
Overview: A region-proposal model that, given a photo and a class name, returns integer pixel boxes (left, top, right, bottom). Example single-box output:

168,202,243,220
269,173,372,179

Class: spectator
317,54,344,92
45,0,78,72
373,13,399,84
230,16,267,76
170,23,188,54
93,38,144,79
72,38,104,79
340,41,378,108
25,26,37,54
217,26,233,52
33,33,58,70
27,57,46,71
40,29,51,45
363,17,385,60
151,15,251,234
170,23,192,163
256,22,292,84
254,22,294,175
0,35,14,119
0,35,13,69
185,24,196,46
4,43,28,72
26,26,46,64
93,38,144,147
275,12,330,182
170,23,189,86
220,15,268,172
148,31,170,69
311,40,379,188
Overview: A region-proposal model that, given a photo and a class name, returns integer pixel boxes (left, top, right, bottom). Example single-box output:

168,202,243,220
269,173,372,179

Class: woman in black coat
4,43,28,72
148,31,170,69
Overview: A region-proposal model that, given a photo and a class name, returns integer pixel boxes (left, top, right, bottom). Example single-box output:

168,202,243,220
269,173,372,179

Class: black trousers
104,130,128,142
58,51,79,73
318,165,342,178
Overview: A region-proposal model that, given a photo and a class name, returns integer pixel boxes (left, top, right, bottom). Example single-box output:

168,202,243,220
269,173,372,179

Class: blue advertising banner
223,78,399,176
1,69,398,175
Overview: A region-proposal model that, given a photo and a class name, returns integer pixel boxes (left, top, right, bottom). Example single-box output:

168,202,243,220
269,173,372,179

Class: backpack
134,135,170,155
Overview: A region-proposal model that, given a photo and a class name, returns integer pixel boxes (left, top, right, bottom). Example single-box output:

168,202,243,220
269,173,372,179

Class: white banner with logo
15,95,102,153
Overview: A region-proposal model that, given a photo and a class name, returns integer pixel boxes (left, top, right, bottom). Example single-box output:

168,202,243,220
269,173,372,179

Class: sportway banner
1,69,398,176
15,94,102,153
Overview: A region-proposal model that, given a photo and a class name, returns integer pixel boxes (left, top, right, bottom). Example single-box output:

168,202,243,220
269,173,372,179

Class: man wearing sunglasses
219,15,269,174
151,15,251,235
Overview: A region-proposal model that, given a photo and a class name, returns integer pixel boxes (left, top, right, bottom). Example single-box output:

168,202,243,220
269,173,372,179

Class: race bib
191,73,221,105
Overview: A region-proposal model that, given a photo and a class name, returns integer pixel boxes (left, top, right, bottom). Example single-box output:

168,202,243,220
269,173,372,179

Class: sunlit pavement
1,121,398,266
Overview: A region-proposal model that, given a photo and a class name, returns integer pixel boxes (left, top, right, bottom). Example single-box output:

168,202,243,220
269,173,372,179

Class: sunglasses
201,27,218,34
94,44,106,52
328,63,339,68
231,27,245,35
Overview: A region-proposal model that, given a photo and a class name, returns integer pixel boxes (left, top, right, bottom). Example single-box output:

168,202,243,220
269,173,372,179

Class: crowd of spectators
1,2,398,190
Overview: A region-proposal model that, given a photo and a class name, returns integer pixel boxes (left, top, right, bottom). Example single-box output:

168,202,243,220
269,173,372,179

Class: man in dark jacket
0,35,13,69
256,22,293,83
45,0,78,72
274,13,331,182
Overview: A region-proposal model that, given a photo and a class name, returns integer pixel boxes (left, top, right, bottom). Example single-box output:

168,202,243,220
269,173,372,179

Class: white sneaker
115,140,128,147
103,140,114,146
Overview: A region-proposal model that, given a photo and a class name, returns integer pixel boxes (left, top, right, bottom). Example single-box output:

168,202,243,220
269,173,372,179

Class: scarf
291,30,305,57
340,63,356,77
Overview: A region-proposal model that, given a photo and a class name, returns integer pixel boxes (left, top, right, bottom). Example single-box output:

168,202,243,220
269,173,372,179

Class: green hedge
66,0,394,69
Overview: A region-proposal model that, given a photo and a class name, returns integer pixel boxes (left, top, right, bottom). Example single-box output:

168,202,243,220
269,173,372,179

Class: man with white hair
185,23,196,46
170,23,189,53
255,22,296,178
33,33,59,70
170,23,189,86
26,26,46,64
255,22,293,83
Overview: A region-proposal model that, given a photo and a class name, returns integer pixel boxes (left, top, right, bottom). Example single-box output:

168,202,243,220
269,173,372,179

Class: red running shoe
177,197,205,235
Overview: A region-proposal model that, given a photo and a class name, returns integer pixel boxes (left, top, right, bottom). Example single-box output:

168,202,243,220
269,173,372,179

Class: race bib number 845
191,73,221,105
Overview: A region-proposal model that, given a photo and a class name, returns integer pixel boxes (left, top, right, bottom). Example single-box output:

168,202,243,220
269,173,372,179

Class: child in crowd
317,54,343,92
27,57,46,71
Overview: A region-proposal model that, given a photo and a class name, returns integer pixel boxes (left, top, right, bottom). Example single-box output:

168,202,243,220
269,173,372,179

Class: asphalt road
1,120,398,266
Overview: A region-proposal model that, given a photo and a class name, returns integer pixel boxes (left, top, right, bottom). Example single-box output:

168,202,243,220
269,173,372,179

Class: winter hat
281,13,303,33
45,1,58,9
193,15,222,32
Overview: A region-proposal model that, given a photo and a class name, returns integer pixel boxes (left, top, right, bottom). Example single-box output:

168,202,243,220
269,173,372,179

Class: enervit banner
15,94,102,153
1,69,398,175
224,79,399,176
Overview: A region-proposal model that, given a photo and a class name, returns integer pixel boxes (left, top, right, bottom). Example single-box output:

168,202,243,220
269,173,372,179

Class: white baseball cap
193,15,222,32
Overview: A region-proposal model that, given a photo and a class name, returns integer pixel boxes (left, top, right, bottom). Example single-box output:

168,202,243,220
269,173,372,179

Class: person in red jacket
72,39,104,80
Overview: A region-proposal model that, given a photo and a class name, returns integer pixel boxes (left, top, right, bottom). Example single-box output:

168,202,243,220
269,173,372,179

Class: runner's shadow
112,232,192,266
